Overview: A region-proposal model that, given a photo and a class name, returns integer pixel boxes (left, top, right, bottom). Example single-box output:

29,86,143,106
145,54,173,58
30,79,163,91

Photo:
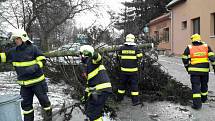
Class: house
149,0,215,55
167,0,215,55
148,13,171,55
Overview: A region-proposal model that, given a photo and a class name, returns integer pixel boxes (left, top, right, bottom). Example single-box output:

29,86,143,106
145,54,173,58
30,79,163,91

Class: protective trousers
85,92,110,121
20,81,52,121
190,74,209,108
117,73,139,104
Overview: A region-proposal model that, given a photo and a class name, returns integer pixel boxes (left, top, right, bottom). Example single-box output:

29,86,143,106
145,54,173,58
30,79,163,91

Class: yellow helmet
191,34,201,42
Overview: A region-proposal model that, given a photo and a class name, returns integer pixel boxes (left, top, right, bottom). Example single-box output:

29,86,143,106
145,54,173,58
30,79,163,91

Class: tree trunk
44,43,153,57
40,33,49,51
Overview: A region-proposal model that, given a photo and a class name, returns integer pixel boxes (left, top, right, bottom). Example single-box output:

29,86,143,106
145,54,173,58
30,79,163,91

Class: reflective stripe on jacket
85,53,112,94
0,53,6,62
188,44,209,65
187,44,209,73
182,42,215,75
118,45,142,73
3,43,46,86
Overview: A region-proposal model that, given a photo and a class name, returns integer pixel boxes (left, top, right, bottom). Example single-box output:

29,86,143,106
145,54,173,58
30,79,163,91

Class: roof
148,13,171,26
166,0,186,9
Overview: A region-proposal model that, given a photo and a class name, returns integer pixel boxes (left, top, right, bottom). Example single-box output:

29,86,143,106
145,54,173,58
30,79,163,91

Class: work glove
92,52,102,64
40,60,46,67
81,96,86,103
139,58,145,71
91,91,99,101
92,52,99,60
81,91,88,103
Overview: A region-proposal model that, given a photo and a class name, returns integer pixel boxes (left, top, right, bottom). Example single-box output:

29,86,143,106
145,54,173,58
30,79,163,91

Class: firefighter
0,29,52,121
182,33,215,109
79,45,112,121
116,34,143,106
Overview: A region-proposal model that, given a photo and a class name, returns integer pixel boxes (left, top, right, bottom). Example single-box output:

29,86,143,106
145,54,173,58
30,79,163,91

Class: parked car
49,43,81,65
69,43,81,52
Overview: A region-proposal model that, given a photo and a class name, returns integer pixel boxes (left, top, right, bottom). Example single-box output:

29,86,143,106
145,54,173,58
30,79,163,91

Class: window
182,21,187,30
154,31,159,41
211,13,215,36
192,17,200,34
214,13,215,35
163,28,169,42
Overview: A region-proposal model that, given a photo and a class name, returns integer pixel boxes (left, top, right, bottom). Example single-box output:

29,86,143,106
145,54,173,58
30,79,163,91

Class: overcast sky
1,0,132,31
75,0,132,28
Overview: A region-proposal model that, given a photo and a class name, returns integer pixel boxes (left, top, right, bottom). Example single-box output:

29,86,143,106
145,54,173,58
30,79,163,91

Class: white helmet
126,34,135,42
10,29,32,43
124,34,136,45
79,45,94,57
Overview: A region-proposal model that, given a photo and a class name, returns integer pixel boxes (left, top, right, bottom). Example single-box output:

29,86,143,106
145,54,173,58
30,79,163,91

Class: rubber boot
24,112,34,121
132,96,141,106
116,94,124,102
192,98,202,110
201,95,208,103
43,108,52,121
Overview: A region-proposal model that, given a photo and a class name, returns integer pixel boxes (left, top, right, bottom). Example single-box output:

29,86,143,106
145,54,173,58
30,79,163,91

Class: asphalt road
158,55,215,96
157,55,215,121
115,55,215,121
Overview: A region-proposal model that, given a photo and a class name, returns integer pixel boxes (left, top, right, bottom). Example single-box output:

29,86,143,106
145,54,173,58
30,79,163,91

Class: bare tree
0,0,23,29
0,0,99,51
30,0,98,51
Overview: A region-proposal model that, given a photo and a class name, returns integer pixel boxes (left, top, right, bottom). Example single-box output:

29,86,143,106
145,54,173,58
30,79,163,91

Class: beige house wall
171,0,215,55
149,17,171,51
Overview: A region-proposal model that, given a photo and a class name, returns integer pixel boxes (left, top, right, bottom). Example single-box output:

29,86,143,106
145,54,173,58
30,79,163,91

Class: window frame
163,28,169,42
182,21,187,30
192,17,200,34
154,31,159,42
214,13,215,35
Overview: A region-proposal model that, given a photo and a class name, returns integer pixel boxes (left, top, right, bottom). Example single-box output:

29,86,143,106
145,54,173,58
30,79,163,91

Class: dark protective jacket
0,43,46,86
84,52,112,95
182,42,215,75
117,44,143,74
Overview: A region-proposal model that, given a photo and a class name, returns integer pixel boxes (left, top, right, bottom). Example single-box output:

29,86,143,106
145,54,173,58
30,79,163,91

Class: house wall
171,0,215,55
149,16,171,52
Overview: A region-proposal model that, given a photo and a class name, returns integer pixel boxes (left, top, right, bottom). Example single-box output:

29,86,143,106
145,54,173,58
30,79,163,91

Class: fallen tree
0,42,191,120
43,43,192,120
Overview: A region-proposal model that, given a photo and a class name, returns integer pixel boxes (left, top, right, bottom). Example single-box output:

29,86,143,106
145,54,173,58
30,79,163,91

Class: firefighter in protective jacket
182,33,215,109
0,29,52,121
116,34,143,106
79,45,112,121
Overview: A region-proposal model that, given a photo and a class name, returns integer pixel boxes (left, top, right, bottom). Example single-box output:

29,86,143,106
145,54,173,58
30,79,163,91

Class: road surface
115,55,215,121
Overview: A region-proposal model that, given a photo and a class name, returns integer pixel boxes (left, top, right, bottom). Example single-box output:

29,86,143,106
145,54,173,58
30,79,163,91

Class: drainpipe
170,11,174,54
166,6,174,54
